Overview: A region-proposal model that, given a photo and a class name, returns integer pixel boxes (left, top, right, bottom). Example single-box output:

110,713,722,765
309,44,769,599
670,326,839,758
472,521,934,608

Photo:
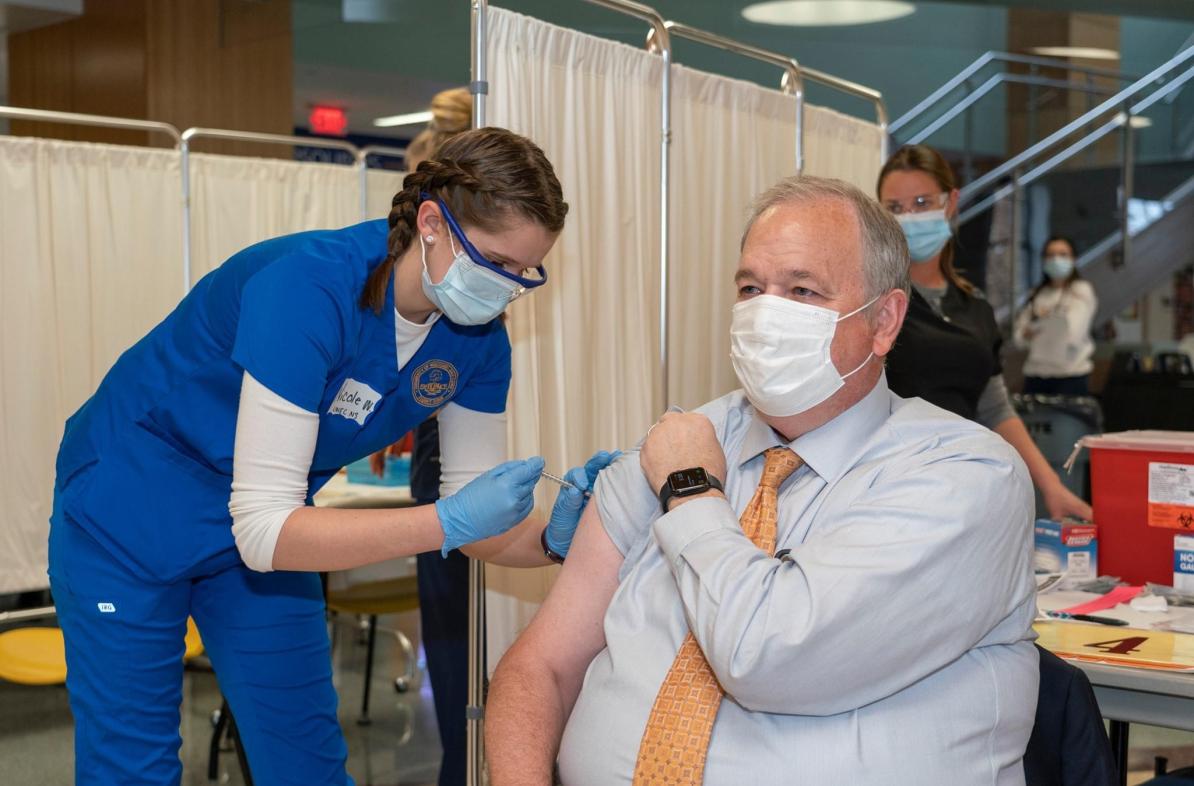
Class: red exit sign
309,105,348,137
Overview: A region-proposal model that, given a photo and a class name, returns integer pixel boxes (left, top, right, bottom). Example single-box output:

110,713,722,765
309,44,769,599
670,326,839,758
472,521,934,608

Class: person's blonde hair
405,87,472,169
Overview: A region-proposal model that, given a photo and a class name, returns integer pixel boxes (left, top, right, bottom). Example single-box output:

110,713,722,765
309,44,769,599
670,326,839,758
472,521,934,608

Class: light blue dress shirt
557,374,1039,785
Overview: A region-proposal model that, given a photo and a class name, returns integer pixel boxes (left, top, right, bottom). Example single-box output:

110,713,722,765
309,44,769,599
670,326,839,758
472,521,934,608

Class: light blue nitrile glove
436,456,546,557
544,450,623,559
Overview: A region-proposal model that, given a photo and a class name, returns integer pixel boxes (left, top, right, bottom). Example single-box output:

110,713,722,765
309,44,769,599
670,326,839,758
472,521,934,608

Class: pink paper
1060,586,1144,615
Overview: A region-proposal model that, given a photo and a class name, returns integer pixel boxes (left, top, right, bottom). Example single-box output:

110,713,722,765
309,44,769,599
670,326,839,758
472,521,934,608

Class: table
1037,589,1194,784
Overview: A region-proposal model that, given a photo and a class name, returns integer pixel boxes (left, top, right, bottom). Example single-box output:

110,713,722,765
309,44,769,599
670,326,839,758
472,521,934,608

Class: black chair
1024,645,1117,786
208,696,254,784
1139,763,1194,784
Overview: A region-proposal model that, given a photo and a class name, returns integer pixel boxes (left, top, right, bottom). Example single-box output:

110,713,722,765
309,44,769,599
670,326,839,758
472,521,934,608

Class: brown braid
361,127,568,313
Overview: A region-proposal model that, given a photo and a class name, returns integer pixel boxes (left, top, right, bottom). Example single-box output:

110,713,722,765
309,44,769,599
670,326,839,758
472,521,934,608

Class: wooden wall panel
7,0,292,154
146,0,292,156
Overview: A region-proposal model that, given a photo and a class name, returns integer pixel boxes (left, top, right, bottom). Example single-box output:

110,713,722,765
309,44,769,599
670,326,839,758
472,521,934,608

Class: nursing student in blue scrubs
48,127,612,786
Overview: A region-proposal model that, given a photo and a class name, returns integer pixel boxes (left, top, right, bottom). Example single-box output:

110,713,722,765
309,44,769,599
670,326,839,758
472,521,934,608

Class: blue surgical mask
1043,255,1074,281
421,234,523,325
896,209,953,263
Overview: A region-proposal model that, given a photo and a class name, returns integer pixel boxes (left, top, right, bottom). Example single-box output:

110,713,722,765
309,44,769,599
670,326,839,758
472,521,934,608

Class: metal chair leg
1109,719,1129,786
208,699,229,781
227,707,254,786
357,614,377,726
392,628,416,693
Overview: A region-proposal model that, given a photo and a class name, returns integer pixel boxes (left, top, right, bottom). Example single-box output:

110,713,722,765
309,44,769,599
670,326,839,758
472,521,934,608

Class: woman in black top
878,144,1091,522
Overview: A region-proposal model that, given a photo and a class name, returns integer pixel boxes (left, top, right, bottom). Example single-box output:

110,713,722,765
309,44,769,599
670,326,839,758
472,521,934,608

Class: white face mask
730,294,879,417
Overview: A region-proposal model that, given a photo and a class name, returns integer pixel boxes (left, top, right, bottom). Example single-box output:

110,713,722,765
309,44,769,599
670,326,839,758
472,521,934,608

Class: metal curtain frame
0,108,409,297
660,21,805,174
468,4,491,786
799,65,889,161
180,128,361,292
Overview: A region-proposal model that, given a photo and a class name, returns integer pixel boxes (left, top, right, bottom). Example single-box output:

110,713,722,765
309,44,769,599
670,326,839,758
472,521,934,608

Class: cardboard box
1035,519,1098,588
1176,534,1194,593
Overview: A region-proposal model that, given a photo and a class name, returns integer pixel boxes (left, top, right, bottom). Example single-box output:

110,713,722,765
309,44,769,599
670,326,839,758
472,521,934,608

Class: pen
541,470,592,499
1045,611,1129,626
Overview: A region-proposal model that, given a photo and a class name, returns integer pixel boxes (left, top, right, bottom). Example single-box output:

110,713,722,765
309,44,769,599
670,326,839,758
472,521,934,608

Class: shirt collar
736,373,893,483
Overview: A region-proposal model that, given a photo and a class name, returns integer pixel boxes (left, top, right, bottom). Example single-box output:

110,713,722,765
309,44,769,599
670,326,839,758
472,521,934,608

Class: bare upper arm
501,501,623,694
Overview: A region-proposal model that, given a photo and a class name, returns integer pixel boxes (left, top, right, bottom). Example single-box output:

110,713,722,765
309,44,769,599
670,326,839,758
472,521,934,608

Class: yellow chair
326,575,420,725
0,617,205,686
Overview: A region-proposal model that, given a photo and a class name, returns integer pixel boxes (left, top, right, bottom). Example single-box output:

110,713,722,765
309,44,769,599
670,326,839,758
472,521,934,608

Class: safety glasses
881,192,949,216
421,193,549,293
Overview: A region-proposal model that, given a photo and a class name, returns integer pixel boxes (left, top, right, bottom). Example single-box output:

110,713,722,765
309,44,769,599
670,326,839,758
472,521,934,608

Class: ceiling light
742,0,915,27
1030,46,1119,61
373,110,433,128
1115,112,1153,129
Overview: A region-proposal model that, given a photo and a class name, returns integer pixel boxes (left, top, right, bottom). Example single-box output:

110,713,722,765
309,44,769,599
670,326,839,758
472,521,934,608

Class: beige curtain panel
485,6,667,668
0,135,403,593
481,6,886,669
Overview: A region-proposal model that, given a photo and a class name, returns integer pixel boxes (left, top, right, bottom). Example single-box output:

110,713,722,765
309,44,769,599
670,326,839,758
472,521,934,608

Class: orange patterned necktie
632,447,804,785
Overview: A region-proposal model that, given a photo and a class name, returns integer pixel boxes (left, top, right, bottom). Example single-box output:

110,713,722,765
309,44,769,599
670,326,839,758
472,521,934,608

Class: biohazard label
1148,462,1194,530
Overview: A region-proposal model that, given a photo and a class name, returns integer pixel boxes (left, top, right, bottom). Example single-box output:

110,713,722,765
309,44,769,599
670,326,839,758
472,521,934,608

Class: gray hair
741,175,910,300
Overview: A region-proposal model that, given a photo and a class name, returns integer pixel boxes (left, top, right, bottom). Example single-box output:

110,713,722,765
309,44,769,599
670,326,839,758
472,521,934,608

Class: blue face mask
417,194,548,325
1043,255,1075,281
896,209,953,263
420,234,523,325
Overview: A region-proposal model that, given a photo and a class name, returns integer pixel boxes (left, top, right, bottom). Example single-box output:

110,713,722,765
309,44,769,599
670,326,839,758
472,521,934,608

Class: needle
540,470,592,498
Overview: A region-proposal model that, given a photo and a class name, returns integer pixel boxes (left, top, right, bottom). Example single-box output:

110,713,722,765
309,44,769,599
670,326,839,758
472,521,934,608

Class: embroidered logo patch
328,378,382,426
97,602,116,613
412,360,458,408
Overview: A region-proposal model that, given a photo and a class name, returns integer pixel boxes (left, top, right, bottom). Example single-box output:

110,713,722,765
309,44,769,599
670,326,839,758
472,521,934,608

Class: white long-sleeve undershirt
228,307,508,572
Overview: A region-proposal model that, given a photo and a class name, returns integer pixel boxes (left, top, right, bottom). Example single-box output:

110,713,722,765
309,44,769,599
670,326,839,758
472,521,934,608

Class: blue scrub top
53,219,511,583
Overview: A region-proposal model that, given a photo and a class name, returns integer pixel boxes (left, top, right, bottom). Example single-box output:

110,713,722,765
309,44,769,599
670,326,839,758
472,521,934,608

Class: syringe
540,470,592,498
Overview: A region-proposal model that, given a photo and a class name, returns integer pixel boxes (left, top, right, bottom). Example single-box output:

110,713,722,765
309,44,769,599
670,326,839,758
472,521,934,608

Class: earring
425,234,435,243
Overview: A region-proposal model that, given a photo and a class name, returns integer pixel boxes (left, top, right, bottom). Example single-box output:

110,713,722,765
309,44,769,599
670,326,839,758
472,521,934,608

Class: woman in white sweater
1014,235,1098,395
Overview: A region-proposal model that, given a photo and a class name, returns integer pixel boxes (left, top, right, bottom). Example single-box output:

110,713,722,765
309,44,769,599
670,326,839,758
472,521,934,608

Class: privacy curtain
802,103,886,194
0,137,183,593
0,136,404,593
189,154,403,282
668,64,800,411
485,6,666,666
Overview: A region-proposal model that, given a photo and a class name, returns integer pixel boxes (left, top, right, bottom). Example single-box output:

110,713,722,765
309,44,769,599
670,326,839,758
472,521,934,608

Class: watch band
540,528,566,565
658,471,724,513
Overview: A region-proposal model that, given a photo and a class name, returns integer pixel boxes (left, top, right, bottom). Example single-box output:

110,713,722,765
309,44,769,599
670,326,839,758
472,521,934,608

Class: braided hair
362,127,568,313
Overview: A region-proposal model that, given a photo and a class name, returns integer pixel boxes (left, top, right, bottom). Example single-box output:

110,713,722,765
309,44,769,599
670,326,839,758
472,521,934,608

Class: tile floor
0,609,441,785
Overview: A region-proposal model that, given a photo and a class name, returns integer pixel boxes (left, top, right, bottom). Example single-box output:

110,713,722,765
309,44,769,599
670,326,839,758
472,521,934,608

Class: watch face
668,467,710,494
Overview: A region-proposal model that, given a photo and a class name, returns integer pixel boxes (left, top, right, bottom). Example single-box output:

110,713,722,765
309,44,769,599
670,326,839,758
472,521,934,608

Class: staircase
889,47,1194,327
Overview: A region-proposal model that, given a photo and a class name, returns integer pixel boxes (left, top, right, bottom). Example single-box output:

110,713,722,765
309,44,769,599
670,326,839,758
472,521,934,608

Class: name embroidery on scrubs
329,378,382,426
412,360,458,408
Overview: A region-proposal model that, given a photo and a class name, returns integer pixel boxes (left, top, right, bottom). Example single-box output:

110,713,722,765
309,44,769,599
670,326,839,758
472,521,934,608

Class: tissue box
1177,535,1194,592
1035,519,1098,588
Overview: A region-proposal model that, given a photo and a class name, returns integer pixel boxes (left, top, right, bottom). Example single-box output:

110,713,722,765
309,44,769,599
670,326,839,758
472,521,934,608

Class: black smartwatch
540,528,566,565
658,467,724,513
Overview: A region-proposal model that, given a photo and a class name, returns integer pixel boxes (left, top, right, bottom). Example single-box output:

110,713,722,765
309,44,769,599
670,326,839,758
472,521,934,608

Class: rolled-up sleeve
594,449,660,557
652,440,1034,716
